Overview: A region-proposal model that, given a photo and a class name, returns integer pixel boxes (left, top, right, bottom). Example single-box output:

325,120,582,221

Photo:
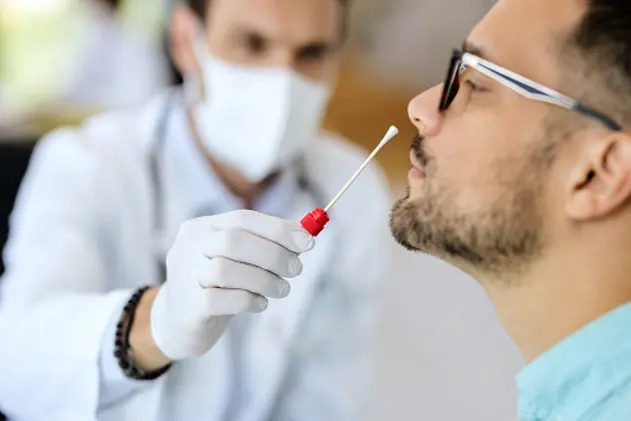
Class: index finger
210,210,315,254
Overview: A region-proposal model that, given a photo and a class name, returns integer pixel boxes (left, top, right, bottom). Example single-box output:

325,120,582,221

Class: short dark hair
186,0,207,18
563,0,631,127
98,0,121,11
184,0,351,40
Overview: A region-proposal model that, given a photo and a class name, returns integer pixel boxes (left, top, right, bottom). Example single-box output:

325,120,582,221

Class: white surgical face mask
189,34,333,182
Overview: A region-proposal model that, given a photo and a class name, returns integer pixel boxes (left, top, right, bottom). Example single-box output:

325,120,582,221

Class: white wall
365,186,524,421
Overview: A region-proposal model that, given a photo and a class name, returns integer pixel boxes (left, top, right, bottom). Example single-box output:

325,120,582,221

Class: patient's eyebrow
462,40,495,62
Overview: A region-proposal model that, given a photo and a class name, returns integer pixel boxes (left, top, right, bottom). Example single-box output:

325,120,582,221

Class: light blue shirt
516,301,631,421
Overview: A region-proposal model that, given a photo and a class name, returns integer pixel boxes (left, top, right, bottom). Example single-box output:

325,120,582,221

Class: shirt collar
516,301,631,421
165,96,300,218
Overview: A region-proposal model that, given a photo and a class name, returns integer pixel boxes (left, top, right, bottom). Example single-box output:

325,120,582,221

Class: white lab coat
0,91,393,421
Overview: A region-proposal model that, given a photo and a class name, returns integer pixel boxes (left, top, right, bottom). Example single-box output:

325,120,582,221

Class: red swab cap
300,208,330,237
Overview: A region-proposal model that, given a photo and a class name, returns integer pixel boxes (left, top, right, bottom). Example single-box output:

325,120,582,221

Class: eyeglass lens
439,51,462,111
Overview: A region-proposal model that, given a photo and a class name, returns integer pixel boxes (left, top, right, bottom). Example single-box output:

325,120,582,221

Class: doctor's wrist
127,286,172,373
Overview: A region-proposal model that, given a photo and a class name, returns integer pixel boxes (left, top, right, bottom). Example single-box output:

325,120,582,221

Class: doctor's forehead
206,0,340,44
468,0,586,88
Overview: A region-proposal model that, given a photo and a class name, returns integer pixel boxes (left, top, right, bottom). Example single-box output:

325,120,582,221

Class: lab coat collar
516,300,631,421
165,94,300,217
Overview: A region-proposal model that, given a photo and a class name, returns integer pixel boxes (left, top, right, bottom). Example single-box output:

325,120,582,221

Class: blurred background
0,0,524,420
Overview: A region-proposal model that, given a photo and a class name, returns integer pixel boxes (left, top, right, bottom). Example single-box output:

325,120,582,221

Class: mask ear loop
184,22,210,105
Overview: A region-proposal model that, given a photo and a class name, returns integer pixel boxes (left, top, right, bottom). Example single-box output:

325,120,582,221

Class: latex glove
150,210,315,360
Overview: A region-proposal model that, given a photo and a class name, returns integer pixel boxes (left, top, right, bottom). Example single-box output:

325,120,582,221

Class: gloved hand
150,210,315,361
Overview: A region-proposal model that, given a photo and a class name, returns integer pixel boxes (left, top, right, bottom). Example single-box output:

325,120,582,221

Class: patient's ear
566,131,631,221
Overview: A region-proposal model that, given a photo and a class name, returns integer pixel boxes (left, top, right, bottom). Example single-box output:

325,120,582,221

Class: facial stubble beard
389,139,548,278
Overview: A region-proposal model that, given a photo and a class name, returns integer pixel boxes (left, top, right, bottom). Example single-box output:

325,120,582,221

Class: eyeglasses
439,49,622,131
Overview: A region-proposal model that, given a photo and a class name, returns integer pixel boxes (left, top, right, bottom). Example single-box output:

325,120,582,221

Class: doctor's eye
242,33,268,55
297,43,330,63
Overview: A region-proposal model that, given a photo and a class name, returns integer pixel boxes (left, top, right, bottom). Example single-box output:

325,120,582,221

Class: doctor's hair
97,0,121,10
561,0,631,128
184,0,351,40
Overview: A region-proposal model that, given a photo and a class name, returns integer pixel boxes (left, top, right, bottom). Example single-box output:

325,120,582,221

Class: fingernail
257,296,269,311
279,281,291,298
287,255,303,277
291,230,315,252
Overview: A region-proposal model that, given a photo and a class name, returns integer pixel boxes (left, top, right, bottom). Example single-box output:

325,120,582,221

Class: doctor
0,0,392,420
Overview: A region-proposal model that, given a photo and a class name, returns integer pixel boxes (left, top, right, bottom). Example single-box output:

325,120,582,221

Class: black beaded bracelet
114,286,171,380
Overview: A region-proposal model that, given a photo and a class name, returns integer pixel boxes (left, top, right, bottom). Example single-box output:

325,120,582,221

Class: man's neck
484,250,631,362
186,109,273,208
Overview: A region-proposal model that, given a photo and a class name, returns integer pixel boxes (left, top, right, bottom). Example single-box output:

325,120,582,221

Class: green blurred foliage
0,0,165,112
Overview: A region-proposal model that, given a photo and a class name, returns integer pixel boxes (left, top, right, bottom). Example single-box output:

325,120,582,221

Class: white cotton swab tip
324,125,399,213
381,125,400,147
